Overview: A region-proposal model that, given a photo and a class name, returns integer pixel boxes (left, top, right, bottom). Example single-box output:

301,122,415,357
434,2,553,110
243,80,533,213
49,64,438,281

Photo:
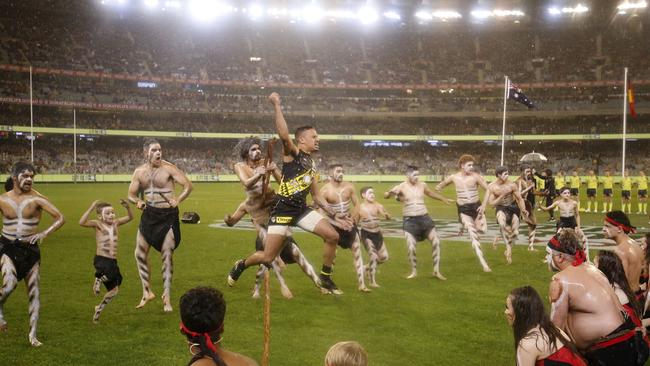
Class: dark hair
235,136,262,160
180,287,227,366
360,186,373,196
555,229,583,257
328,164,343,171
545,169,553,176
5,162,36,192
406,165,419,174
559,186,571,194
597,251,642,316
510,286,578,357
495,166,509,177
294,126,314,140
143,138,160,150
520,165,531,173
605,211,635,234
95,202,112,215
458,154,475,168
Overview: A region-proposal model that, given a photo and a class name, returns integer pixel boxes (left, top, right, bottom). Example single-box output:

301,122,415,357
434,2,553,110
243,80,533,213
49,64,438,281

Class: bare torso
488,180,517,207
94,222,119,259
557,200,578,218
449,172,482,205
358,202,385,233
614,239,644,293
0,191,46,241
320,181,355,221
132,162,178,208
393,181,428,217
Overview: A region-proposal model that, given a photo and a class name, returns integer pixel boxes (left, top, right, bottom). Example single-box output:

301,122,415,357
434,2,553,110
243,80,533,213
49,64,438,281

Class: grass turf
1,182,649,365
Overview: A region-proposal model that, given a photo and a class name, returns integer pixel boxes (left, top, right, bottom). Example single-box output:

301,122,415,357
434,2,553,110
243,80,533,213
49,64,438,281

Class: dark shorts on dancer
93,255,123,291
639,190,647,198
0,236,40,281
587,189,597,198
139,206,181,252
403,214,435,242
255,233,297,264
267,199,323,235
622,190,631,199
360,229,384,251
603,189,613,197
334,225,359,249
570,188,579,196
496,204,521,226
457,202,480,221
557,216,578,231
584,317,649,366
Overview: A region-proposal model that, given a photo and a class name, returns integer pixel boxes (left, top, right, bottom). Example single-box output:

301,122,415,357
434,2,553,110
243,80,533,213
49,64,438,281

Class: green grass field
1,182,649,366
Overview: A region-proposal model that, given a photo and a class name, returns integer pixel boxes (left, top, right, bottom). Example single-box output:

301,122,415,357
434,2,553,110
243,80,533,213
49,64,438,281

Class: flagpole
73,109,77,184
622,67,628,178
501,75,508,166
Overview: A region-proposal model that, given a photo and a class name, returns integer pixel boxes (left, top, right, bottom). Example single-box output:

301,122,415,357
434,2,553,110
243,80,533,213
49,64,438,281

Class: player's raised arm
79,200,100,228
117,199,134,226
268,92,298,157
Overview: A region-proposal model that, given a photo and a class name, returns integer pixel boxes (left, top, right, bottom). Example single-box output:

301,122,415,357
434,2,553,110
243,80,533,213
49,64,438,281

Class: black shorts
360,229,384,251
584,319,649,366
457,202,480,221
139,206,181,252
0,236,40,281
570,188,579,196
604,188,613,197
587,189,597,198
268,199,311,227
622,190,631,199
335,226,359,249
255,233,297,264
496,204,520,226
93,255,122,291
557,216,578,230
403,214,435,242
639,190,648,198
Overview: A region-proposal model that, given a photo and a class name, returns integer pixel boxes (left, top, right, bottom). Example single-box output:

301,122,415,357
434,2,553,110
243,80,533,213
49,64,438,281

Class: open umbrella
519,151,548,163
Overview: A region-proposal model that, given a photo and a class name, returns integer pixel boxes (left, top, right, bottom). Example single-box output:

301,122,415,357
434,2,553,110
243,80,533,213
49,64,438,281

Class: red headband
180,322,224,354
605,216,636,234
547,236,586,266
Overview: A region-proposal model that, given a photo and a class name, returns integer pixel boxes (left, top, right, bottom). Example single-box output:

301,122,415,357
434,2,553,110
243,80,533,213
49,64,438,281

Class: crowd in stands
1,135,647,177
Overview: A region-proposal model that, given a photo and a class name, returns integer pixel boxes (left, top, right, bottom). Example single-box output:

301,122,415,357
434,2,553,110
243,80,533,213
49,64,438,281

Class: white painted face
462,161,474,174
16,170,34,192
546,248,560,272
561,189,571,199
248,144,262,161
330,166,344,182
498,171,509,182
100,206,116,224
146,143,162,167
407,170,419,184
504,296,515,326
363,188,376,203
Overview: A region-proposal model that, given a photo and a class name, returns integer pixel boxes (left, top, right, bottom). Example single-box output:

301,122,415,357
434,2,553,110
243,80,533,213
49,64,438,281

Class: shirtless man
516,166,537,251
0,162,65,346
79,199,133,322
602,211,644,298
547,229,648,365
319,164,369,292
128,138,193,312
357,186,390,287
484,166,529,264
436,155,491,272
385,165,452,280
227,92,342,295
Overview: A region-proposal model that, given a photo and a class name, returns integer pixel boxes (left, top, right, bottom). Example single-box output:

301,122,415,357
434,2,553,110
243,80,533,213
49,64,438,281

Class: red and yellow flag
628,80,637,118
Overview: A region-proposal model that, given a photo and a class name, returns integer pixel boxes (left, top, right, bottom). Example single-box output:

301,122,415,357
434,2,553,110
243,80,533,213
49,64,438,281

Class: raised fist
268,92,281,106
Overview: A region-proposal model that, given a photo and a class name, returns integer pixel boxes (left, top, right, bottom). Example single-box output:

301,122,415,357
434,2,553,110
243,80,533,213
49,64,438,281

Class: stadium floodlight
189,0,233,22
432,10,462,20
302,4,324,23
548,7,562,15
144,0,159,8
617,1,648,10
326,9,356,20
383,10,401,20
357,6,379,24
164,0,181,9
248,4,264,19
549,4,589,15
471,9,492,19
472,9,524,19
267,7,287,18
415,10,433,21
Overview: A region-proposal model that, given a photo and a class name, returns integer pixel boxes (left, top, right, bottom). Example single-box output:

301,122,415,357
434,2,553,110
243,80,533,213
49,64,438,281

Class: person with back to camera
180,286,258,366
324,341,368,366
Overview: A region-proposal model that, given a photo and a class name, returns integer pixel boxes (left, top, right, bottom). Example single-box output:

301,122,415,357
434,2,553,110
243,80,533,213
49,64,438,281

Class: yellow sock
639,203,643,212
594,202,598,211
609,202,613,211
587,202,592,211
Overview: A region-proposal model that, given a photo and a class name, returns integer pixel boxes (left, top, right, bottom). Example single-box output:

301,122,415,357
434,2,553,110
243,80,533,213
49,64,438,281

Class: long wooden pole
261,270,271,366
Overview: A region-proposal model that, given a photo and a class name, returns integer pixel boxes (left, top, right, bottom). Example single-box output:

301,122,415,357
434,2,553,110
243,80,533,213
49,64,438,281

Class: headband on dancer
180,322,224,354
605,216,636,234
547,235,586,266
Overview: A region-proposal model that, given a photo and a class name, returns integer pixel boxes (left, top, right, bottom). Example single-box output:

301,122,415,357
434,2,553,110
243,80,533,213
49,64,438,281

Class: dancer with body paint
319,164,369,292
357,186,390,287
227,92,343,295
516,166,537,251
79,199,133,322
542,187,582,234
0,162,65,346
436,154,491,272
128,138,193,312
385,165,452,280
484,166,529,264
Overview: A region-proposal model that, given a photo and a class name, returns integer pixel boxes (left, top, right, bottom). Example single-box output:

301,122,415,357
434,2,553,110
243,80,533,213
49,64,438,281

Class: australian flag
508,80,535,109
